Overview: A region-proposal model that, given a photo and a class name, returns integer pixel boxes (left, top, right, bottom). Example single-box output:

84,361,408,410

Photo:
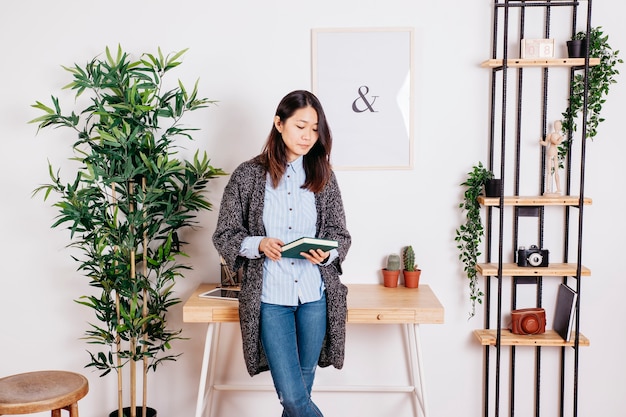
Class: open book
281,237,338,259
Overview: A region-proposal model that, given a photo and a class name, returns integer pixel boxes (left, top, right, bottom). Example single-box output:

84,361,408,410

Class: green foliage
559,27,622,162
455,162,493,318
30,45,226,412
386,254,401,271
402,245,416,271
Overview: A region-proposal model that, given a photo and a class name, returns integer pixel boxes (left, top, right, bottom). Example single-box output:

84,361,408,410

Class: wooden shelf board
478,195,592,206
474,329,590,347
481,58,600,68
477,263,591,277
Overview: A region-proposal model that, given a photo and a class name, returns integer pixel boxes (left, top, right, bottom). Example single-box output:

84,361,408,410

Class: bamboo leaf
165,48,188,69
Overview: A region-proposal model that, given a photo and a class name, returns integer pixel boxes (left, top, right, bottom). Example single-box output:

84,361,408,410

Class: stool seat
0,371,88,416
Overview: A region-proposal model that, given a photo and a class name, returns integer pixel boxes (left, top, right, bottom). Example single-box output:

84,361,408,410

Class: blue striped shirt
240,156,326,306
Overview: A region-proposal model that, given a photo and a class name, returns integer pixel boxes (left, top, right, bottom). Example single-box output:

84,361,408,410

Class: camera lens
528,252,543,266
521,315,541,334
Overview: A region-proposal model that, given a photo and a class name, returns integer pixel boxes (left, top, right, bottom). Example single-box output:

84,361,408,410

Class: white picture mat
312,27,414,170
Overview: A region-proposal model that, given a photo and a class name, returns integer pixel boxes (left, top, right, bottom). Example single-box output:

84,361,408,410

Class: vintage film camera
510,308,546,335
516,245,549,267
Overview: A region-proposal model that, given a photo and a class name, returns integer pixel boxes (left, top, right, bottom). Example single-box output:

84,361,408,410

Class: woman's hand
301,249,330,265
259,237,284,261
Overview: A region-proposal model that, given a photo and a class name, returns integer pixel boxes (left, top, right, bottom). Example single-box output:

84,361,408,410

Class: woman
213,90,351,417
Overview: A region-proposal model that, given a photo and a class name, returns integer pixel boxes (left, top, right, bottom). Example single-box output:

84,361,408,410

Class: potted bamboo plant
30,45,226,417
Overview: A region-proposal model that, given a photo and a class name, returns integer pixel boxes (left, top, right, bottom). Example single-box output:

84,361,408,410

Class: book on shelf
553,283,578,342
281,237,338,259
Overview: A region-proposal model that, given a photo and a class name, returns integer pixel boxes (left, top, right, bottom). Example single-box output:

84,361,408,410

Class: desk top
183,283,444,325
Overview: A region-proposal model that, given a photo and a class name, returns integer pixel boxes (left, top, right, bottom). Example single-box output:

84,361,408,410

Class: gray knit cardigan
212,156,352,376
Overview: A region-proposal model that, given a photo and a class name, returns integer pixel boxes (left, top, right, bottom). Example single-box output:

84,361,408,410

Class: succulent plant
386,254,401,271
403,245,417,271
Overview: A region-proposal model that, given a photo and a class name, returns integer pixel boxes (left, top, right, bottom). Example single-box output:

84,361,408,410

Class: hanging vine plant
455,162,493,318
559,26,622,162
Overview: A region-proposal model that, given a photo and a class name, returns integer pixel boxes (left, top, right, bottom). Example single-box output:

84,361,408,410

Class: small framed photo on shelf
521,38,555,59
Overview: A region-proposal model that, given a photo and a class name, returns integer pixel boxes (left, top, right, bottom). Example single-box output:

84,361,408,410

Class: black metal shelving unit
476,1,593,417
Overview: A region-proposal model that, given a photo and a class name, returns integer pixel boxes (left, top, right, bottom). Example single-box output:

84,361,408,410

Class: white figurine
539,120,564,196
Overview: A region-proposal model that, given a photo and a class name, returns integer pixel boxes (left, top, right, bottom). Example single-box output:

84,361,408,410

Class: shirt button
294,279,298,283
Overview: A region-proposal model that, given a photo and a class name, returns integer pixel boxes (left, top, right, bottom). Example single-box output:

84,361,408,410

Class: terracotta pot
403,269,421,288
382,269,400,288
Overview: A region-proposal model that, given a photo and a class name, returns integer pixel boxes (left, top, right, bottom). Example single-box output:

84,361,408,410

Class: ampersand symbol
352,86,379,113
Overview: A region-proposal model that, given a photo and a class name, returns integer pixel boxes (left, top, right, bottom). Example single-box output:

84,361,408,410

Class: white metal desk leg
406,323,429,417
205,323,221,416
195,322,217,417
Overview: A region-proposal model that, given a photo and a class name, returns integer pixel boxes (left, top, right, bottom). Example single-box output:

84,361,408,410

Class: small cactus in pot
382,253,401,287
402,245,421,288
402,245,417,271
386,254,401,271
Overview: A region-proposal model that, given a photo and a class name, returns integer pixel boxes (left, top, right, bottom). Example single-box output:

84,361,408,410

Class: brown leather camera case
510,308,546,335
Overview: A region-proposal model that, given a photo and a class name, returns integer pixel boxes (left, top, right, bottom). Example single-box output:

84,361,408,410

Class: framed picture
312,27,414,170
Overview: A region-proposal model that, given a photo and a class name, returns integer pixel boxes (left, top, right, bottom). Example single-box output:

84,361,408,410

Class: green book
280,237,339,259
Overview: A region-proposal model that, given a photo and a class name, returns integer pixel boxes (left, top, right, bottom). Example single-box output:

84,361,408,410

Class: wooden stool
0,371,88,417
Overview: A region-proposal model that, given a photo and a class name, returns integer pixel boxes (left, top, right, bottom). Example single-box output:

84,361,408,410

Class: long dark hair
261,90,332,193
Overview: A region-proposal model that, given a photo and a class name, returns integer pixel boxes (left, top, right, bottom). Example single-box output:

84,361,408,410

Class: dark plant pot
566,39,586,58
109,407,157,417
484,179,502,197
382,269,400,288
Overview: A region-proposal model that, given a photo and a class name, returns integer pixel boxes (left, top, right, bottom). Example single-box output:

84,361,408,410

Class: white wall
1,1,624,416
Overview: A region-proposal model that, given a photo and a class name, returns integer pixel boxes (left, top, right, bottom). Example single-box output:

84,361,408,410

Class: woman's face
274,106,319,162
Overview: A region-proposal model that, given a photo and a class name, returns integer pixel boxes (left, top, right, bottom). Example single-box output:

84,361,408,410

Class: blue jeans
260,292,327,417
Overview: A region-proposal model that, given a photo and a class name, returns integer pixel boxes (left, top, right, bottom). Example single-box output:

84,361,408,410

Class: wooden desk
183,283,444,417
